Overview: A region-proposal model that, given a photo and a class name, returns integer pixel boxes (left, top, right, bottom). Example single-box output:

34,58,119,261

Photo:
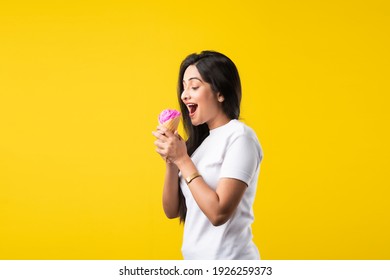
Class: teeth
187,103,196,109
187,103,198,114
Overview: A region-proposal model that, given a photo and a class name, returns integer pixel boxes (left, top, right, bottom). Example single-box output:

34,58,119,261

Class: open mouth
187,103,198,116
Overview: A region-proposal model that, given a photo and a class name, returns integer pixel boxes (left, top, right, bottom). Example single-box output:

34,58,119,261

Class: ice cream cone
158,109,181,132
162,116,180,132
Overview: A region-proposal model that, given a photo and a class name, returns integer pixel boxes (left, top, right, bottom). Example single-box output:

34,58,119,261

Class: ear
217,93,225,103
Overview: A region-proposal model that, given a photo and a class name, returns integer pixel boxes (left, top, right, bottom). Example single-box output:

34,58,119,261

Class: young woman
152,51,263,259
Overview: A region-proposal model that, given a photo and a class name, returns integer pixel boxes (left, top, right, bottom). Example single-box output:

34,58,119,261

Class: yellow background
1,0,389,259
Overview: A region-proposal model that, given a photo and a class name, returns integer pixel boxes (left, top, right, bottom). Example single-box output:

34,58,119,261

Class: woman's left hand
152,125,187,164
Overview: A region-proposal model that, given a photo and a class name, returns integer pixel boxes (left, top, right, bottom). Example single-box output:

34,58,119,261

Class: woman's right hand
152,126,183,219
152,125,188,165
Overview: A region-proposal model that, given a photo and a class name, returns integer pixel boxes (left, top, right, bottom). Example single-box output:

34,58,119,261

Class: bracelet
185,172,202,185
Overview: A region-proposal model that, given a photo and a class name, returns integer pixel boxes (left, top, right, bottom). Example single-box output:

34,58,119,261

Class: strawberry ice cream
158,109,181,132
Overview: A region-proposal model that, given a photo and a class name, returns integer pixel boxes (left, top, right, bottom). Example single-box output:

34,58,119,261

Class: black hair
176,50,242,223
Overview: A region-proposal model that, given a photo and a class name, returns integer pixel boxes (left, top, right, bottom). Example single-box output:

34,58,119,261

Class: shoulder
225,120,263,157
228,120,260,143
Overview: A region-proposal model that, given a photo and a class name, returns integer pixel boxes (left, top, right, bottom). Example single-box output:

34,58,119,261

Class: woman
152,51,263,259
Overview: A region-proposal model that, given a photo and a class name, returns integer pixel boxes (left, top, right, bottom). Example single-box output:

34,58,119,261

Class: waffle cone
162,116,180,132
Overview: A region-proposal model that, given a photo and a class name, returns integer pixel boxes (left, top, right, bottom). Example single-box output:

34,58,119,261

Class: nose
181,87,190,101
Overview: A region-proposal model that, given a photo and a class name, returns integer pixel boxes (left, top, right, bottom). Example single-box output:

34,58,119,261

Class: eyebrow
183,77,204,84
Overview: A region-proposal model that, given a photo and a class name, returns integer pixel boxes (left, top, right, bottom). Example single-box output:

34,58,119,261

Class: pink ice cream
158,109,181,124
158,109,181,132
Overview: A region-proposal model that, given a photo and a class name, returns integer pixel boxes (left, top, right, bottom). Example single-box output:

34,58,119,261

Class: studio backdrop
1,0,389,259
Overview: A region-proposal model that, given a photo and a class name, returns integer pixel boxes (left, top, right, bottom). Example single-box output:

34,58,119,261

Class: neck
207,113,231,130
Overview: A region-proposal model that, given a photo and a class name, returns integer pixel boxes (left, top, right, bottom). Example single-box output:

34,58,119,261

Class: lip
186,103,198,118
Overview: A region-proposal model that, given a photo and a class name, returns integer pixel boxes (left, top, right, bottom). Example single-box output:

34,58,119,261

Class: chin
190,119,202,127
191,121,200,126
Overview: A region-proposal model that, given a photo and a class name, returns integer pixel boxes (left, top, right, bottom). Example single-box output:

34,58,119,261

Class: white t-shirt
179,119,263,260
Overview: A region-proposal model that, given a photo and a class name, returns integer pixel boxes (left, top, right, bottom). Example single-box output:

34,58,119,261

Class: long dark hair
177,50,242,223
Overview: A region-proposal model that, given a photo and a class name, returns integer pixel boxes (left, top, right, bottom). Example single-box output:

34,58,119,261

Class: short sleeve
219,135,262,186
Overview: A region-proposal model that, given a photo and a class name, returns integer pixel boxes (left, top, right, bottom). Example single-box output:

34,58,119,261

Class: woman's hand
152,125,188,165
152,125,184,220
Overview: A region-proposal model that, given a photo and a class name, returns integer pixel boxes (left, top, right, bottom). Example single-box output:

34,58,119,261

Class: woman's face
181,65,228,129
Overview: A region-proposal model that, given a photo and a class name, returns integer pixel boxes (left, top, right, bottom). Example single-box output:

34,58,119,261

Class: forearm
176,156,227,226
162,162,180,219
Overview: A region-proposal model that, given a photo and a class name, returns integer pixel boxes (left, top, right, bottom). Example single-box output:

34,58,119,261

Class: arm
161,162,180,219
176,156,247,226
152,127,182,219
153,125,252,226
153,125,258,226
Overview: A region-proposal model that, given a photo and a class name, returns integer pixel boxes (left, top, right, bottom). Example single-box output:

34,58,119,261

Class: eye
191,86,199,90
